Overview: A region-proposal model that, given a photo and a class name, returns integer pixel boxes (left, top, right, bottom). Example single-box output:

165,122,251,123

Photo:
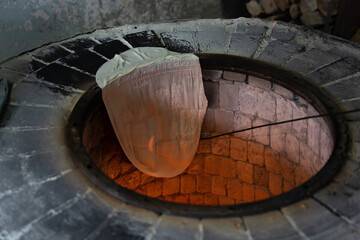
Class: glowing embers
83,70,334,206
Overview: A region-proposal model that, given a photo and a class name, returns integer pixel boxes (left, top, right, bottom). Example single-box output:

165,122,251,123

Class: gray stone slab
258,40,304,65
270,26,297,41
151,214,201,240
348,121,360,142
228,22,268,58
323,75,360,101
337,99,360,121
314,182,360,226
10,80,66,106
0,68,26,85
347,123,360,163
202,217,248,240
344,165,360,190
0,155,26,195
333,160,360,184
116,203,160,234
282,198,359,240
1,54,46,74
284,48,341,75
0,104,66,128
18,193,110,240
91,224,145,240
24,147,76,183
307,57,360,85
244,210,301,240
89,29,115,44
331,46,360,62
196,23,233,53
0,170,85,234
92,205,158,240
0,128,66,156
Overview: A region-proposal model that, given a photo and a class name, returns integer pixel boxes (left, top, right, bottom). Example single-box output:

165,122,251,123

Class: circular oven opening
68,54,340,217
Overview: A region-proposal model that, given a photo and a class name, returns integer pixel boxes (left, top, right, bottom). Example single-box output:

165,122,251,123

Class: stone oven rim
67,53,345,218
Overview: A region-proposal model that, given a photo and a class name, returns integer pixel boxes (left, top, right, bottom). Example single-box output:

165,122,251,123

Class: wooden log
333,0,360,39
317,0,338,16
299,0,318,14
350,28,360,44
265,12,289,20
246,0,263,17
275,0,290,11
300,10,326,26
260,0,278,14
289,3,300,19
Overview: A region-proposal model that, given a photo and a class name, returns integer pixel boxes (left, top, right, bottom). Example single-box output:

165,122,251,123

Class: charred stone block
59,50,107,75
161,32,195,53
93,40,130,59
33,45,70,63
61,37,98,51
36,63,94,90
124,30,163,48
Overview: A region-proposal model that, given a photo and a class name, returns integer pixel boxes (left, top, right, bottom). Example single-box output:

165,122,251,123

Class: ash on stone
96,47,208,177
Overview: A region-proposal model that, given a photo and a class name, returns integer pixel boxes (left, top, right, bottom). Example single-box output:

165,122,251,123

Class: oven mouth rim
66,53,347,218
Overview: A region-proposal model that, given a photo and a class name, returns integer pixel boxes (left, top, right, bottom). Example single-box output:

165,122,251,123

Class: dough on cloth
96,47,208,177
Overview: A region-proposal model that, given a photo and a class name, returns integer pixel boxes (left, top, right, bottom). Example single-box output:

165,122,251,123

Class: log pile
246,0,339,29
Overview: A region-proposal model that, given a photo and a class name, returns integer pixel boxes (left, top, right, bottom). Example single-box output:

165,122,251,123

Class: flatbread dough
97,47,207,177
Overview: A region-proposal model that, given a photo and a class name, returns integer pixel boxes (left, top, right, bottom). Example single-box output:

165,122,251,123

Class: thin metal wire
200,108,360,140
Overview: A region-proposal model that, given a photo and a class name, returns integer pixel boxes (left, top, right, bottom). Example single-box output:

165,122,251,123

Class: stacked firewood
246,0,339,28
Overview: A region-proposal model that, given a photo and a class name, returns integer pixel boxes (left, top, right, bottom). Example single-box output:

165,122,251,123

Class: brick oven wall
201,70,334,187
82,70,334,206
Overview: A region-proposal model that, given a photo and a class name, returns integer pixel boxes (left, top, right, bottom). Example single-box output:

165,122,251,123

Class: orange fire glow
148,136,154,152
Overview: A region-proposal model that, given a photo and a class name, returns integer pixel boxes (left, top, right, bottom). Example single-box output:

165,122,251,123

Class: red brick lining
82,71,333,206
